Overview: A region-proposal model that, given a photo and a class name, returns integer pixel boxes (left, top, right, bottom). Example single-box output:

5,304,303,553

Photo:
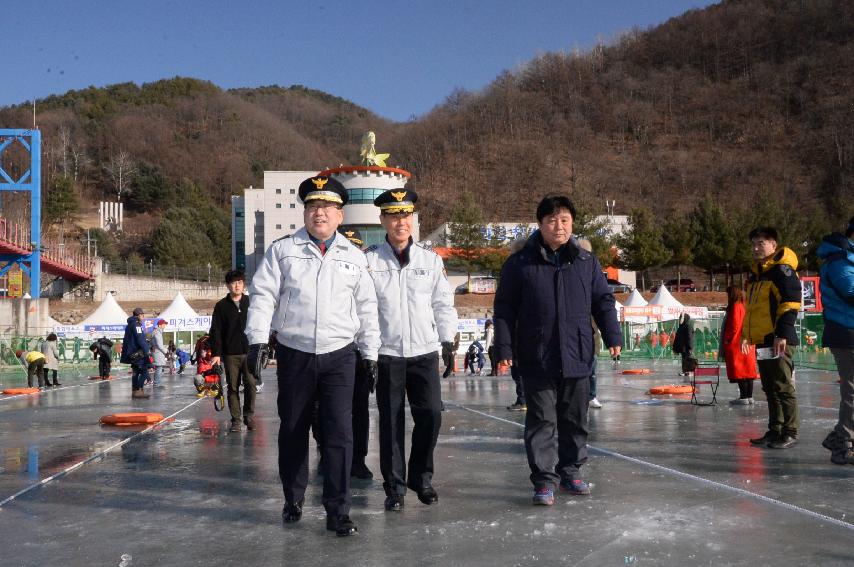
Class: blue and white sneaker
559,478,591,495
532,488,555,506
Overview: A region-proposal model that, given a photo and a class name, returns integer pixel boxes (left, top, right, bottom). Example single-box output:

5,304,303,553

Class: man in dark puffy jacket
818,216,854,465
121,307,150,399
742,227,802,449
494,195,622,506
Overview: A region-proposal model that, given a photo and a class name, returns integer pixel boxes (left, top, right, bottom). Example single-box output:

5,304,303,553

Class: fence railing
102,260,226,283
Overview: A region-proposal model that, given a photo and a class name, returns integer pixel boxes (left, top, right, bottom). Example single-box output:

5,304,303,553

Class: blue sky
3,0,715,122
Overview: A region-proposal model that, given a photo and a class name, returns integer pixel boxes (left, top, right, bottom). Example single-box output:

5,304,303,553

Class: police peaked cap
374,188,417,213
298,176,348,206
339,228,364,247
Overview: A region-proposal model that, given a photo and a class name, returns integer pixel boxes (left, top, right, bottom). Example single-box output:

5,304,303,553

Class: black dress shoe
408,483,438,505
326,515,357,537
282,500,304,523
749,431,778,446
768,435,798,449
384,494,404,511
351,461,373,480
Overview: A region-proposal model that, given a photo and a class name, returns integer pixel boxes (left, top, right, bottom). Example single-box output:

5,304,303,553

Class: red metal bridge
0,219,94,282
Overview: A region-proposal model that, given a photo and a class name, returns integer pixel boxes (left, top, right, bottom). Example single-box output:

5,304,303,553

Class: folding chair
691,364,720,406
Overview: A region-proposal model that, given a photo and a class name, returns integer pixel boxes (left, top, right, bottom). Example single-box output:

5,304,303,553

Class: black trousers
312,352,371,463
277,343,356,517
522,370,589,489
376,353,442,496
27,360,44,387
224,354,256,422
98,355,111,379
311,352,370,463
511,362,525,403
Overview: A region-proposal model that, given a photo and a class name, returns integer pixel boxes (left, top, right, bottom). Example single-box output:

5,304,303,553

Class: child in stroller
192,334,226,410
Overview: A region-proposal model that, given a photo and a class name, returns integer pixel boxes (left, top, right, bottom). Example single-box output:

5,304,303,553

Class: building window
276,224,282,229
275,189,282,194
290,203,296,208
290,224,296,229
276,203,282,208
290,189,296,194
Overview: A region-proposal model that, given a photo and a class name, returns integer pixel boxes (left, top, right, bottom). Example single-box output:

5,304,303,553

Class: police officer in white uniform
246,175,380,537
366,188,458,511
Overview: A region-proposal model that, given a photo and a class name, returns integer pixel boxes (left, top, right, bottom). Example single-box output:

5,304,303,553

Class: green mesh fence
599,313,837,371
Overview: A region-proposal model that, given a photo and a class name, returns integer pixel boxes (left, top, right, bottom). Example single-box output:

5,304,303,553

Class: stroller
192,335,226,411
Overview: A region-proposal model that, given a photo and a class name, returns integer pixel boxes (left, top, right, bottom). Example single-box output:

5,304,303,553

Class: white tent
648,286,683,309
159,292,196,320
78,294,129,333
156,292,211,332
648,286,709,320
624,289,648,307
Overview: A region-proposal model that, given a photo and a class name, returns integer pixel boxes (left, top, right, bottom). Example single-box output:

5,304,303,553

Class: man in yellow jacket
742,227,802,449
20,350,47,388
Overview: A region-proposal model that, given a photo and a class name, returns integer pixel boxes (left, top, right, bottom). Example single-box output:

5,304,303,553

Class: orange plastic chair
691,364,720,406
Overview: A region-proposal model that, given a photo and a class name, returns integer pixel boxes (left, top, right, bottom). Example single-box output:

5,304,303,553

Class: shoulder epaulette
271,234,292,244
365,244,379,253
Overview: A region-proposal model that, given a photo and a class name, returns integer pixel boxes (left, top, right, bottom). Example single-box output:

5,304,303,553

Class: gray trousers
832,348,854,441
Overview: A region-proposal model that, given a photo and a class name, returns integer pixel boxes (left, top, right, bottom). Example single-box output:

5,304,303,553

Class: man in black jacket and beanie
210,269,257,432
494,195,622,506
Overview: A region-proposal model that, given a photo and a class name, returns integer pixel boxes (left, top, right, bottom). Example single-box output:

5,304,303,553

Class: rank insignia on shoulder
365,244,379,253
272,234,292,244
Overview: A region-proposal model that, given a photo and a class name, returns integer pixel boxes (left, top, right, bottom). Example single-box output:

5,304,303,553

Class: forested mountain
1,0,851,271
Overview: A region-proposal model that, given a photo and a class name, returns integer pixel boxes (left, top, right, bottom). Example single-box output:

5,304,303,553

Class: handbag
129,349,146,362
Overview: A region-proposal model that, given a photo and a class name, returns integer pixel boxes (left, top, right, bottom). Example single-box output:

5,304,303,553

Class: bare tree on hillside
105,150,136,201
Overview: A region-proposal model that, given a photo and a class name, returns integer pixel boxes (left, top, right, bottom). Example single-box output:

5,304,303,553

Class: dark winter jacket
209,293,250,357
120,315,150,366
493,232,622,378
672,314,695,355
818,233,854,348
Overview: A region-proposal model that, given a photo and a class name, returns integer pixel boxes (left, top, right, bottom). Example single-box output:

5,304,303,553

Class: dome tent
79,294,129,333
623,289,648,307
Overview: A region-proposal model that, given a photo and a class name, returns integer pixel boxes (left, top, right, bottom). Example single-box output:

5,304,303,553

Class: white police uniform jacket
366,240,458,358
245,227,380,360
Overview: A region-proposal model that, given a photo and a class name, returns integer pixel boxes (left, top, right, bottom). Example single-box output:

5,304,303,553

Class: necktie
319,242,326,256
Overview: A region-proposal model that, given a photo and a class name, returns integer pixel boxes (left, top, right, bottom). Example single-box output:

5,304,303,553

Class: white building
232,168,419,279
232,171,315,277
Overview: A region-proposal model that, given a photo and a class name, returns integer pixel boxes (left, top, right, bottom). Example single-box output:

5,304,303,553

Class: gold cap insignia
311,178,328,190
391,191,407,202
345,231,354,237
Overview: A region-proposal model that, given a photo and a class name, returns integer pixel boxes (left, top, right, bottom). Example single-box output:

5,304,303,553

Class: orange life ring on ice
3,387,41,395
648,385,694,395
622,369,652,375
100,413,165,426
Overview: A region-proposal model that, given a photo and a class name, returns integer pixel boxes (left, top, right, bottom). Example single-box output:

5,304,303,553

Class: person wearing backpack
818,216,854,465
90,337,114,380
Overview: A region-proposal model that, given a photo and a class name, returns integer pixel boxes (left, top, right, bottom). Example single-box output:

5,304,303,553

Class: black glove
441,341,454,355
247,343,265,385
363,359,378,393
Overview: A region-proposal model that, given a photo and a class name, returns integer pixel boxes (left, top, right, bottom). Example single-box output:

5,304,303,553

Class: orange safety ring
3,387,41,395
648,385,694,395
622,369,653,375
100,413,165,426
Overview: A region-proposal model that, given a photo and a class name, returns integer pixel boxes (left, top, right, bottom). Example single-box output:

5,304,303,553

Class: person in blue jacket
494,195,622,506
121,307,151,399
819,215,854,465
